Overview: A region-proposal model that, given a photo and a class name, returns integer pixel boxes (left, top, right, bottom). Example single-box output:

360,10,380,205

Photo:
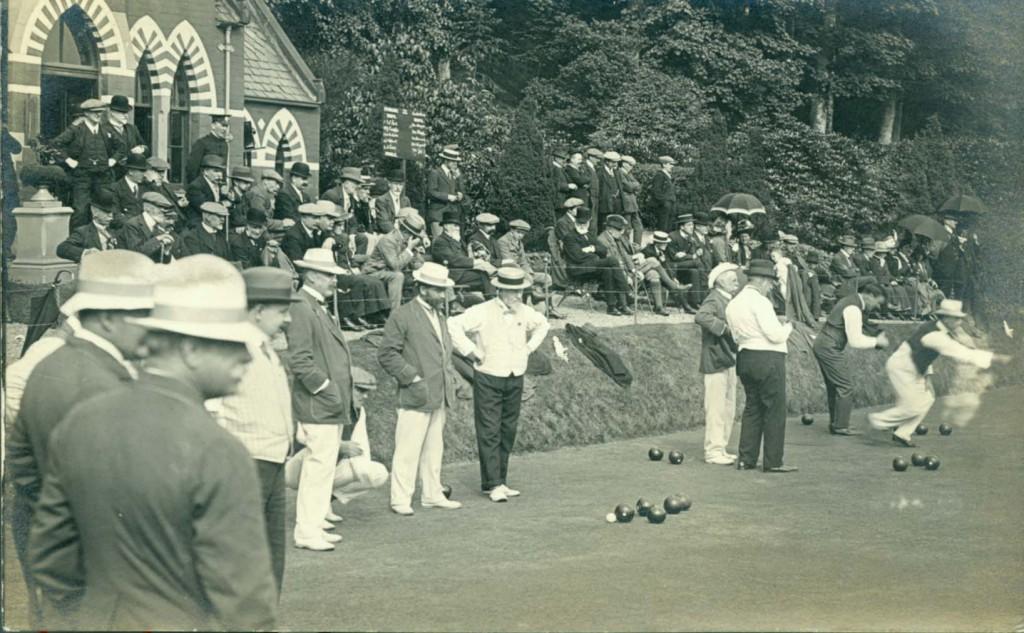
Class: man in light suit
374,170,412,234
427,147,467,238
286,248,355,551
362,211,426,310
377,262,463,515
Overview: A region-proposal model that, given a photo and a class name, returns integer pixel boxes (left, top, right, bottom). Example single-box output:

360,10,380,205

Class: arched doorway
134,60,155,148
40,6,99,139
168,59,191,184
275,138,291,176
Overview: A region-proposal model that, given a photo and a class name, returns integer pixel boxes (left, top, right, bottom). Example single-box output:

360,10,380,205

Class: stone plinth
9,197,77,284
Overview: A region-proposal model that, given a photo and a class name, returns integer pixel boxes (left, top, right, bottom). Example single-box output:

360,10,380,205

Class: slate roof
243,1,319,104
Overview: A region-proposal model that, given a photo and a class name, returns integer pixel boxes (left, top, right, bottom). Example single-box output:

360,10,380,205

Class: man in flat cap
467,212,502,275
185,113,230,183
555,197,586,242
427,147,467,238
186,154,227,226
277,162,312,225
618,155,643,243
142,156,189,230
562,207,632,316
497,218,561,317
583,148,602,214
651,156,677,232
595,150,622,237
173,201,234,260
830,235,861,298
29,255,277,630
247,169,294,237
226,166,255,227
9,249,157,627
51,98,114,229
56,189,121,263
431,210,496,300
120,190,177,263
282,202,329,263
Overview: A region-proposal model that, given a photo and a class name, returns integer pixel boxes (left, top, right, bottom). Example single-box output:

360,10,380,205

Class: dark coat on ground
56,224,116,262
286,290,354,426
565,323,632,388
377,299,458,412
28,372,277,631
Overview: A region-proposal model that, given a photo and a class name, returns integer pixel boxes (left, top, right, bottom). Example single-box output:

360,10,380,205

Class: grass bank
353,321,1017,465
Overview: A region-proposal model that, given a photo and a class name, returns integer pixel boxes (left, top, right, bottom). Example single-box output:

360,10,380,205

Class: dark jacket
285,290,354,426
185,175,221,225
185,133,229,183
430,232,473,270
649,170,676,211
373,192,411,234
667,229,701,270
281,222,321,263
564,164,589,198
695,288,738,374
618,168,641,215
551,163,573,209
229,232,268,269
50,122,111,171
426,166,465,224
596,165,621,218
564,323,632,388
29,372,277,631
642,242,671,266
554,213,576,243
172,224,233,260
377,299,457,412
583,161,600,211
102,121,147,169
562,228,608,275
109,177,144,224
467,229,500,266
830,249,860,297
119,212,173,263
275,182,307,225
56,224,117,262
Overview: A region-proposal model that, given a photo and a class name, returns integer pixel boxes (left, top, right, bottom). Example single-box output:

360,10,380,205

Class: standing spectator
120,191,177,263
226,166,255,228
9,250,156,627
29,255,277,630
812,284,890,437
583,148,602,214
563,152,589,206
185,114,230,183
696,263,741,465
427,147,466,238
496,218,561,317
650,156,677,232
617,155,643,244
431,210,495,299
550,147,575,211
362,211,426,311
186,154,227,226
725,259,797,473
2,126,22,264
709,217,733,265
932,213,967,300
102,95,147,177
173,202,233,260
562,207,632,316
276,162,312,225
830,235,861,298
378,262,463,515
374,170,411,234
56,190,120,262
448,267,550,502
50,98,113,229
287,248,356,550
667,213,704,313
596,150,622,237
109,153,148,227
734,219,755,266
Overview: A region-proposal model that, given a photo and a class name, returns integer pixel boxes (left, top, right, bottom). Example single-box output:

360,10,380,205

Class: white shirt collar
202,222,218,234
142,211,158,230
83,120,100,134
302,285,326,304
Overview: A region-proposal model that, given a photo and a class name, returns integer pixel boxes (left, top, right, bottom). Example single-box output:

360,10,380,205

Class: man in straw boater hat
812,282,890,437
208,266,302,595
286,248,356,551
696,262,742,465
869,299,1010,447
725,259,798,473
28,255,278,631
378,262,463,515
448,267,551,502
8,250,158,627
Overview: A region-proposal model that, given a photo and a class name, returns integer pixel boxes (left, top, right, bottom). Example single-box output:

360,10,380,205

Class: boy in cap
120,190,177,263
378,262,463,515
51,98,114,229
9,249,157,627
449,267,550,502
185,113,230,182
30,255,277,630
56,190,121,262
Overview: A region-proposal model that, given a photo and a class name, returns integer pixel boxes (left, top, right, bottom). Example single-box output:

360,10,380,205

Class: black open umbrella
898,214,949,244
711,193,766,216
939,194,988,215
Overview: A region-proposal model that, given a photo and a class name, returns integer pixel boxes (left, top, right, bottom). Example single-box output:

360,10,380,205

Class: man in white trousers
286,248,355,551
869,299,1010,446
285,366,389,507
695,263,741,465
378,262,463,515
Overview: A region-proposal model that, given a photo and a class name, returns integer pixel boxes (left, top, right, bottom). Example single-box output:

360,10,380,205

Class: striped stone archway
260,108,306,165
129,17,217,108
18,0,127,71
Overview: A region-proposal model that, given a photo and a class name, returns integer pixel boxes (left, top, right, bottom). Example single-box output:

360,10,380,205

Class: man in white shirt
725,259,797,473
812,283,890,436
869,300,1010,446
448,267,550,502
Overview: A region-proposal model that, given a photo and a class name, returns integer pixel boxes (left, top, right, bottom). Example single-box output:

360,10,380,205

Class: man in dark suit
102,95,147,178
667,213,704,312
276,162,311,225
377,262,463,515
109,154,149,228
426,147,467,238
51,98,114,229
29,255,277,630
374,170,411,234
555,197,585,243
582,148,602,215
650,155,677,232
229,208,272,269
186,154,227,226
830,235,861,298
185,114,230,183
596,150,622,237
281,201,327,263
430,210,494,298
172,201,233,260
142,156,190,230
561,207,631,315
550,148,576,211
563,152,589,207
932,214,968,300
467,212,502,270
56,191,120,263
852,235,875,277
225,166,255,228
8,250,156,627
120,191,177,263
286,248,355,550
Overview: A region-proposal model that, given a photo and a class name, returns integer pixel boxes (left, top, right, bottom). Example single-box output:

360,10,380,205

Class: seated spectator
246,170,293,237
172,201,233,260
281,201,329,263
467,212,501,277
186,154,228,226
321,216,391,331
599,214,680,316
373,170,410,235
870,239,908,318
555,197,586,242
734,219,755,265
853,235,875,276
362,210,427,311
561,207,631,316
709,217,733,265
142,156,189,230
120,191,177,263
226,167,256,228
109,154,149,229
229,209,275,269
666,214,704,313
430,210,495,299
56,190,120,262
496,218,562,318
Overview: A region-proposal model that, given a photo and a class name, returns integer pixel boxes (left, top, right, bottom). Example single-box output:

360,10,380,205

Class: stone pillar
9,193,77,284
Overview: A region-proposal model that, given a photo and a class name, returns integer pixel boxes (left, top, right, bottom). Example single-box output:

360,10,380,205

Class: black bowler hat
441,210,461,226
575,206,593,223
124,154,149,172
109,95,133,112
369,177,389,197
242,267,302,304
246,208,268,226
745,259,777,279
89,189,118,216
290,162,312,178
